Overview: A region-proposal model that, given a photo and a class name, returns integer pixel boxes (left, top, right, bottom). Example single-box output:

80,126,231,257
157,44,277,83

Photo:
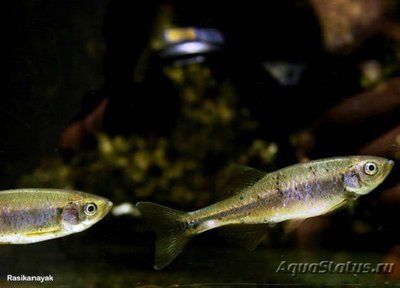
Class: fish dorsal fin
220,165,266,196
219,224,267,251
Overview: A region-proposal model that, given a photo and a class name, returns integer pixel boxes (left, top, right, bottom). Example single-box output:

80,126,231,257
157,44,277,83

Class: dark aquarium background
2,0,400,287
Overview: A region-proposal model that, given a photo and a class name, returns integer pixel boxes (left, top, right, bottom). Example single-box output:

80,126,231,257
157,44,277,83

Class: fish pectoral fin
325,198,350,215
344,196,358,215
218,165,266,197
219,224,267,251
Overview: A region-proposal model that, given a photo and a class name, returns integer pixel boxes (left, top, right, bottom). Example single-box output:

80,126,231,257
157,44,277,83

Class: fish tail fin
136,201,192,270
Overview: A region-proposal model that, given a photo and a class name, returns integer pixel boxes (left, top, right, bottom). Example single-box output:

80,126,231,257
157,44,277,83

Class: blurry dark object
381,184,400,203
292,77,400,160
60,98,109,150
360,124,400,158
310,0,396,53
293,217,330,252
263,61,306,87
383,245,400,280
1,0,107,185
360,59,384,88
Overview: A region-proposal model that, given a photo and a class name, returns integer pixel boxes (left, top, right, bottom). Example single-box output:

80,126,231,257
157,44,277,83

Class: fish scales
188,158,348,230
0,208,59,233
0,191,71,234
137,155,394,269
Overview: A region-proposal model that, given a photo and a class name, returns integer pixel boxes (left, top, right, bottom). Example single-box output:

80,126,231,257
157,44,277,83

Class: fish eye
84,203,97,216
364,162,378,175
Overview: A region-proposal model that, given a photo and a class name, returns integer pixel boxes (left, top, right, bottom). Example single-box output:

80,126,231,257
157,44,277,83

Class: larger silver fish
137,156,394,269
0,189,112,244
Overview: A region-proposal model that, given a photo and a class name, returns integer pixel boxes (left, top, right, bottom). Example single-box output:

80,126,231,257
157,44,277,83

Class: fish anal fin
219,224,267,251
219,165,266,197
283,219,306,234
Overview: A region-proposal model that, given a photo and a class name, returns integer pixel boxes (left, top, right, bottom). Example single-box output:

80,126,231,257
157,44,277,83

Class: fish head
60,192,113,233
344,156,394,195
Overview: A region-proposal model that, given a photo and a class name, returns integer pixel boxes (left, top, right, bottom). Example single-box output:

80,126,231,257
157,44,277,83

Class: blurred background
2,0,400,286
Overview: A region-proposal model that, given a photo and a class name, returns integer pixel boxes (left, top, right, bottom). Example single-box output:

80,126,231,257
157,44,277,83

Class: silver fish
137,156,394,269
0,189,112,244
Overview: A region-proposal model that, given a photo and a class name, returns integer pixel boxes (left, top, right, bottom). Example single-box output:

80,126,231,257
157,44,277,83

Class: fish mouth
97,200,113,221
386,159,394,171
105,200,113,214
383,159,394,178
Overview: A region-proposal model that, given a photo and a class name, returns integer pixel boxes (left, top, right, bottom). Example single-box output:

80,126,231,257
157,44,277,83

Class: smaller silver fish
0,189,112,244
137,156,394,269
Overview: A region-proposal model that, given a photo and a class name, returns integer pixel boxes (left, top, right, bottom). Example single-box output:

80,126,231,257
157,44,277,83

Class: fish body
0,189,112,244
137,156,394,269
